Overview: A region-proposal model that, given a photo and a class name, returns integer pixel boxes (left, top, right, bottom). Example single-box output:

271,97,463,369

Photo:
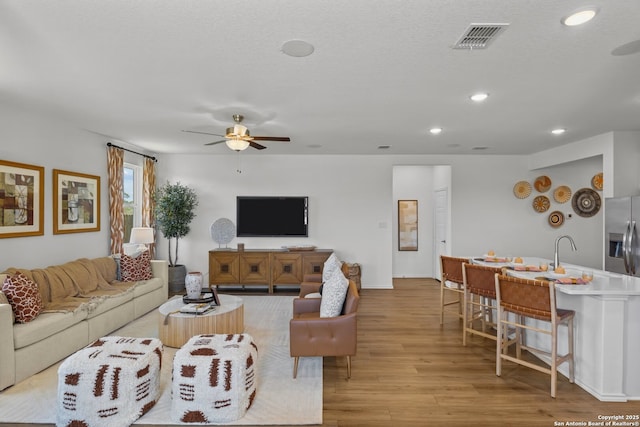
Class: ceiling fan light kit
182,114,291,151
226,138,250,151
182,113,292,152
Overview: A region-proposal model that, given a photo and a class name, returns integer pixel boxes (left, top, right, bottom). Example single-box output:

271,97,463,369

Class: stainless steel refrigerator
605,196,640,275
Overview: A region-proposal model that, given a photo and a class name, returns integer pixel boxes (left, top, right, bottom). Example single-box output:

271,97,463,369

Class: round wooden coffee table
158,294,244,348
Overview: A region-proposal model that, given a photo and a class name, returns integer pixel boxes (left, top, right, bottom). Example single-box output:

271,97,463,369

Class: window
123,163,142,243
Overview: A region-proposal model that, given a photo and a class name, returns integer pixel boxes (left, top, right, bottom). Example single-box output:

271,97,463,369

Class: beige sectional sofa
0,256,168,391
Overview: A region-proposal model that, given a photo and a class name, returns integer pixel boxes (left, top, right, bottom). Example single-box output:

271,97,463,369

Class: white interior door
434,188,448,279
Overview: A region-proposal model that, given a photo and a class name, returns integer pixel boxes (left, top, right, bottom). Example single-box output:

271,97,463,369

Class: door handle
630,221,637,275
440,240,446,243
623,221,631,274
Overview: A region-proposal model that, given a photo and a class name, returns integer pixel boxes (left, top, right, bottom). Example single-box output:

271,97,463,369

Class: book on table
180,303,215,314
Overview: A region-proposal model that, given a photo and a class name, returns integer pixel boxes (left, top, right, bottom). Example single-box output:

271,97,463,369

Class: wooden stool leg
568,317,575,383
496,308,503,376
440,282,445,326
462,289,469,346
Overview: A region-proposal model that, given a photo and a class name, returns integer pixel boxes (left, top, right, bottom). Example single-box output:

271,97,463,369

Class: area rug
0,295,322,425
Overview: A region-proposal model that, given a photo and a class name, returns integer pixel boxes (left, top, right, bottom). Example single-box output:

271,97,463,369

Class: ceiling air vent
452,23,509,49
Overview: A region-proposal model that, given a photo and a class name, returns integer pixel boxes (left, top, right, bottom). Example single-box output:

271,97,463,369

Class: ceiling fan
182,114,291,151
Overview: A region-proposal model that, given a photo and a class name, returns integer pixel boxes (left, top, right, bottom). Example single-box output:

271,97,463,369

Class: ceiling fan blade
251,136,291,142
182,130,226,137
249,141,267,150
204,140,227,146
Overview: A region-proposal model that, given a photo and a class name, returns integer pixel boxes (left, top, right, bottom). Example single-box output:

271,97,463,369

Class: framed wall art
0,160,45,238
53,169,100,234
398,199,418,251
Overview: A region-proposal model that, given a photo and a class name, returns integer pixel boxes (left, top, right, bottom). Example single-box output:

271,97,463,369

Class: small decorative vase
185,272,203,299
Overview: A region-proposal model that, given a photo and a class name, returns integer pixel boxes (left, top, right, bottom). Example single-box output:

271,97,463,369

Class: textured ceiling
1,0,639,155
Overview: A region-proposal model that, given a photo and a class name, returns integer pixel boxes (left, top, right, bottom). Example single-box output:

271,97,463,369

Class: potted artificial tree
154,181,199,292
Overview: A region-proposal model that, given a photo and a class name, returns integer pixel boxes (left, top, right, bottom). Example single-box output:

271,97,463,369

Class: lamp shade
129,227,154,244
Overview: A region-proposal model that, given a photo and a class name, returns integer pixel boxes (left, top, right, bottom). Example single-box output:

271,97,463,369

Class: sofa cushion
13,309,88,349
0,290,15,323
319,269,349,318
58,259,111,295
121,251,153,282
90,256,119,283
2,273,45,323
131,277,163,298
84,287,135,318
37,265,80,301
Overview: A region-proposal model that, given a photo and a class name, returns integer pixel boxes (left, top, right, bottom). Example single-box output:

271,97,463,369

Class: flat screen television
236,196,308,237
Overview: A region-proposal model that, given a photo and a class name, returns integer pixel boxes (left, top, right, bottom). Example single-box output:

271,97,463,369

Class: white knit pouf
56,336,163,427
171,333,258,423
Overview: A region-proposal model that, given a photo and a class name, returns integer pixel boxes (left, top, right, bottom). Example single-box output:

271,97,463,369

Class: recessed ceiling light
551,128,566,135
281,40,315,57
562,8,598,26
430,127,443,135
470,92,489,102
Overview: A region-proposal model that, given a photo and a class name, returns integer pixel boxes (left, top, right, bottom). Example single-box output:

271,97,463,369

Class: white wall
156,154,395,289
0,104,150,269
0,105,615,284
156,152,604,289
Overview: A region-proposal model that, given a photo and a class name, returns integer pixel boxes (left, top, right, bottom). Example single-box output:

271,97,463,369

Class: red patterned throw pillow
120,250,153,282
2,273,44,323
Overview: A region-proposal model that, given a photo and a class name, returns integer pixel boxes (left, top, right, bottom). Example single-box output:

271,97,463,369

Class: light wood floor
320,278,640,427
8,279,639,427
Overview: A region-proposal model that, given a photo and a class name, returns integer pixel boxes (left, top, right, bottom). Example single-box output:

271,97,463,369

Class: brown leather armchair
299,262,352,297
289,280,360,379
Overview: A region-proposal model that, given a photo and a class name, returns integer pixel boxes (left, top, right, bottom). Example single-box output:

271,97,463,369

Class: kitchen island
473,256,640,402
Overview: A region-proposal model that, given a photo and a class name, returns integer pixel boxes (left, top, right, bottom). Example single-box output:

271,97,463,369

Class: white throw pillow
304,292,322,299
322,253,342,283
319,269,349,318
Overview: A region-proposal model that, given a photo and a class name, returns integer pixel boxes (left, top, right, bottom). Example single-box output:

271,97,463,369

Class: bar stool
439,256,469,325
461,263,502,346
494,274,575,398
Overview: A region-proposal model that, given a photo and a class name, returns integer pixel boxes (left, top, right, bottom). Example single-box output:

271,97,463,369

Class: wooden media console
209,248,333,293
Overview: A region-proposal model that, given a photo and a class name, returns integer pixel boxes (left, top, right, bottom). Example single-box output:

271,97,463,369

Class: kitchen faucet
554,235,577,268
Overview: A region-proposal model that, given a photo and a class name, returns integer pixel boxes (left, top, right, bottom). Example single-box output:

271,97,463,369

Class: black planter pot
168,264,187,293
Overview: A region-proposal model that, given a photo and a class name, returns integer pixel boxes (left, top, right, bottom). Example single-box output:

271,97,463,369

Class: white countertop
470,256,640,297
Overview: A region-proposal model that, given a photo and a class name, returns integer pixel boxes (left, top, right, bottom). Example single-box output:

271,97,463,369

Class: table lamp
129,227,154,251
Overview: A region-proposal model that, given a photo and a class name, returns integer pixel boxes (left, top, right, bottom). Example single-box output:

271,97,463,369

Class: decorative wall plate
572,188,601,217
553,185,572,203
513,181,532,199
548,211,564,228
533,195,550,213
592,172,603,191
210,218,236,246
534,175,552,192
